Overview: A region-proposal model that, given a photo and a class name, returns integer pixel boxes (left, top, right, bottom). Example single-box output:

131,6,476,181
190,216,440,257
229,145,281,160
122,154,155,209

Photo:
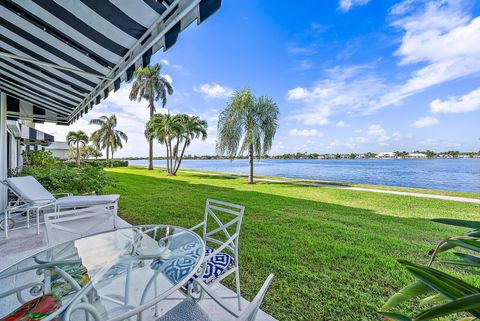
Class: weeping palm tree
66,130,89,165
129,63,173,170
217,88,279,184
89,115,128,164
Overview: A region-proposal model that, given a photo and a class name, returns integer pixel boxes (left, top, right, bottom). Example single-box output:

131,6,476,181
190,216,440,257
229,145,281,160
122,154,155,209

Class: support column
0,91,7,214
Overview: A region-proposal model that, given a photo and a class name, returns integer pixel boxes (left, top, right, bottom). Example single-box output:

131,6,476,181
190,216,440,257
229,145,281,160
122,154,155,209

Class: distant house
407,153,427,159
376,152,396,159
45,141,70,159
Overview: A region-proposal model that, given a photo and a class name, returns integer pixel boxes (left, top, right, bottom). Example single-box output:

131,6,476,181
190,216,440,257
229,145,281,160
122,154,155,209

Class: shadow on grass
104,168,472,321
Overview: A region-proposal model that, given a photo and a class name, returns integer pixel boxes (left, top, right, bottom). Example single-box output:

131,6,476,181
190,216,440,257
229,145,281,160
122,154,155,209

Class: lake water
128,158,480,193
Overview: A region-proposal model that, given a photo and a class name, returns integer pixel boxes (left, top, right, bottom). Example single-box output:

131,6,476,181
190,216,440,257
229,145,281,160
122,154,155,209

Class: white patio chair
157,274,274,321
189,199,245,310
1,176,119,238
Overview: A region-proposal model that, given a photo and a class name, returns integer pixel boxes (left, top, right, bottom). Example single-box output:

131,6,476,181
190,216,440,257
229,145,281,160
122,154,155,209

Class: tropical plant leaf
382,281,432,310
414,293,480,321
399,260,480,297
420,293,447,306
431,219,480,229
399,261,480,318
447,240,480,253
379,311,412,321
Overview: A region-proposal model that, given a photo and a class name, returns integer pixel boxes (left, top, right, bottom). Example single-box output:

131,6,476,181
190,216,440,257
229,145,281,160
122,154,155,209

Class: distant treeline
117,150,480,161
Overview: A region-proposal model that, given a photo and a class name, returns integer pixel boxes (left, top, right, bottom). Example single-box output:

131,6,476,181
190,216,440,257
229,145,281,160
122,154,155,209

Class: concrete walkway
182,171,480,204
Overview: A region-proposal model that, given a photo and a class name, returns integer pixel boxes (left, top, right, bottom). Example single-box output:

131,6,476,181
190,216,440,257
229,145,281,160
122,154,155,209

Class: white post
0,91,7,214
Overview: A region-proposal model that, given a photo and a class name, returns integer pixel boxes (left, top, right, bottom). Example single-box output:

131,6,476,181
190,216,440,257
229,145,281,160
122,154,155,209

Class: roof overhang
0,0,222,125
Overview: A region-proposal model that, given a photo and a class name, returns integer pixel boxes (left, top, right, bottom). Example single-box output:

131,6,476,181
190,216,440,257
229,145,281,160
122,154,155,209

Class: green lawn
104,167,480,321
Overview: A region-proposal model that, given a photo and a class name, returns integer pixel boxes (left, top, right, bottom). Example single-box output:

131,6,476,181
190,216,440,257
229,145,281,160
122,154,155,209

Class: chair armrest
53,192,73,197
193,279,240,318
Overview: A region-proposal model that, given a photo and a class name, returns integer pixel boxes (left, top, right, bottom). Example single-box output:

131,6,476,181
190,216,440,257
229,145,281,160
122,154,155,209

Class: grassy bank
105,167,480,321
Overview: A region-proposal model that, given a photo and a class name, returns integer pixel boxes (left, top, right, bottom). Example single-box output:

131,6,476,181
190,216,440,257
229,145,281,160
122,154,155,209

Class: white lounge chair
157,274,274,321
1,176,119,238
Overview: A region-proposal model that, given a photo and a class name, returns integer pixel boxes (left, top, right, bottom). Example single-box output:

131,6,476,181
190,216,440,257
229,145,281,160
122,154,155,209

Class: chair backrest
5,176,55,204
237,274,274,321
203,199,245,258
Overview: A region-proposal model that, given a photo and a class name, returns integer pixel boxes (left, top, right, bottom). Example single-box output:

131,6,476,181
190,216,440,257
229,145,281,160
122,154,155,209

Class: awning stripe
0,16,110,75
0,75,77,111
0,25,105,81
0,81,72,116
0,66,83,104
0,58,85,100
30,0,129,57
0,36,97,88
3,91,70,123
1,0,222,124
79,0,148,38
0,1,117,68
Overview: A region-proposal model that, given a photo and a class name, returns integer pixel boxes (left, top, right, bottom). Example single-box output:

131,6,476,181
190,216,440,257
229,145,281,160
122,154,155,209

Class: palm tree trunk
106,144,110,163
172,137,181,173
164,138,170,174
173,142,188,174
148,104,154,171
76,142,79,165
168,139,174,176
248,143,255,184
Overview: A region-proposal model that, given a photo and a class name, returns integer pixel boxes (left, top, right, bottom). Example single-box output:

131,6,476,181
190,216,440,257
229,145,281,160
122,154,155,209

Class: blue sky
38,0,480,157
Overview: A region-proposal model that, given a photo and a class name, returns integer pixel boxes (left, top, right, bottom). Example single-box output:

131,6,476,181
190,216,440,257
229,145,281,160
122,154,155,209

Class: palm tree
129,63,173,171
173,115,207,174
145,113,207,175
89,115,128,165
66,130,89,165
217,88,279,184
145,113,180,175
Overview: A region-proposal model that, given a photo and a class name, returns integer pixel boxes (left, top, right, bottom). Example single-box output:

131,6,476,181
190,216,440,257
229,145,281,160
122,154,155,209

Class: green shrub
22,150,57,167
62,159,128,168
18,163,113,195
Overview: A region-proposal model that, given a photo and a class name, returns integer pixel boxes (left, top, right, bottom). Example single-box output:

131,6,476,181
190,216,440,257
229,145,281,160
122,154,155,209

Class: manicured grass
104,167,480,321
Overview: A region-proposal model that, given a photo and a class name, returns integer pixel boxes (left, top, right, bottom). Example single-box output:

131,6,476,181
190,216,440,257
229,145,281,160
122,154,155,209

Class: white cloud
297,59,313,70
287,65,388,125
194,83,234,99
431,87,480,114
412,116,439,128
336,120,347,127
367,124,391,145
392,1,480,95
163,74,173,85
339,0,371,11
287,87,310,100
160,59,169,66
288,129,323,137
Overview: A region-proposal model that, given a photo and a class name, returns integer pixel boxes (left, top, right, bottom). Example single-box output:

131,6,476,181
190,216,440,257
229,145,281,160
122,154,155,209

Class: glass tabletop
0,225,205,321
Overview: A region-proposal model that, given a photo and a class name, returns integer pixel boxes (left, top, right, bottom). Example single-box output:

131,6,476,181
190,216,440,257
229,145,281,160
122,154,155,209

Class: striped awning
0,0,221,125
7,120,54,145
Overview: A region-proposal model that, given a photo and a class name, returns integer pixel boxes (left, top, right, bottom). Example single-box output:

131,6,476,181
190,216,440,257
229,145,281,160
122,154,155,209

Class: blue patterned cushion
157,243,234,286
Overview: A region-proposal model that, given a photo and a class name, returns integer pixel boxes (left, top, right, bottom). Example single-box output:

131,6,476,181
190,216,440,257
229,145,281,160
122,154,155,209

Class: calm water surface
129,158,480,193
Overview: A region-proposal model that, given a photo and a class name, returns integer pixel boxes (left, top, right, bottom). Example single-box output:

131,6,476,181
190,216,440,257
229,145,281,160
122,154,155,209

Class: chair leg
235,268,242,311
36,208,40,234
4,208,8,239
113,202,118,229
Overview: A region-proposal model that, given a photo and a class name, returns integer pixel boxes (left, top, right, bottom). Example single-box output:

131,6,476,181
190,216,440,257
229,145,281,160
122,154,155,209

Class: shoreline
127,165,480,201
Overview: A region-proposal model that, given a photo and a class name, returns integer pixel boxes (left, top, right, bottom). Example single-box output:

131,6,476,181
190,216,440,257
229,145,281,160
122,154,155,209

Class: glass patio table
0,225,205,321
